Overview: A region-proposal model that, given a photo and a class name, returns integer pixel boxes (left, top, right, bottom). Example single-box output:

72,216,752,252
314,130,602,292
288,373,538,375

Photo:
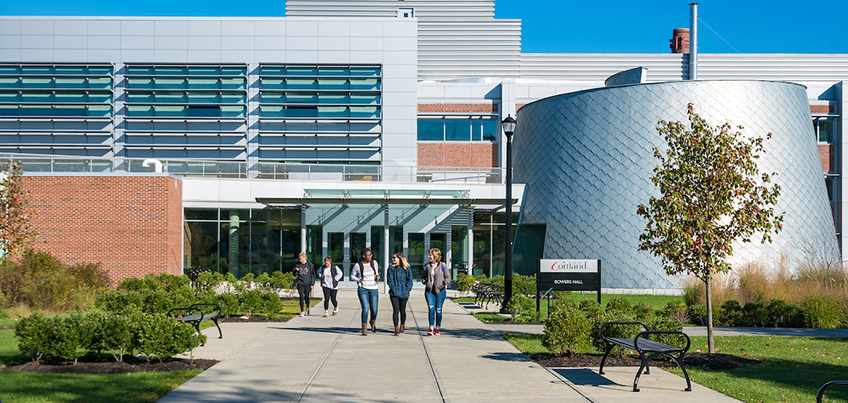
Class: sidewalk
160,289,739,403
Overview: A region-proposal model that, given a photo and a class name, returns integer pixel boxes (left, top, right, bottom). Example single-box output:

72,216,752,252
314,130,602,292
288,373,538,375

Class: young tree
637,103,784,353
0,161,38,258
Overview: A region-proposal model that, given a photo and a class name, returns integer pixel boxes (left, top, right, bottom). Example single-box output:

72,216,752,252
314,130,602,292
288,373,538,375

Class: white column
300,205,307,255
467,205,474,276
384,204,390,294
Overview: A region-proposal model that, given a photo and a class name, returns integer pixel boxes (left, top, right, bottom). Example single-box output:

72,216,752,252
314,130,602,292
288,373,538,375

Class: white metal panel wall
418,20,521,81
287,0,495,19
520,53,688,82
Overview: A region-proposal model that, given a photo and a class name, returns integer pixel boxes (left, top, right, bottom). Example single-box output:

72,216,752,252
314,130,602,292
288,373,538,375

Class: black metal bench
599,321,692,392
473,283,503,308
817,381,848,403
168,303,223,346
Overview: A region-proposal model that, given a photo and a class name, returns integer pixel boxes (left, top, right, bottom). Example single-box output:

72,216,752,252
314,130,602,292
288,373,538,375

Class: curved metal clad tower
514,80,837,290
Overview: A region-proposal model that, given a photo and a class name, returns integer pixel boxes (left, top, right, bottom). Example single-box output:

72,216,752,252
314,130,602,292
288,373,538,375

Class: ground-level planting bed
2,356,217,374
502,333,848,403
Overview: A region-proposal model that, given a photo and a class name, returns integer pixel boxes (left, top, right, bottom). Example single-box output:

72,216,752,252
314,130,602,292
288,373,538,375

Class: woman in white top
351,247,380,336
316,256,344,317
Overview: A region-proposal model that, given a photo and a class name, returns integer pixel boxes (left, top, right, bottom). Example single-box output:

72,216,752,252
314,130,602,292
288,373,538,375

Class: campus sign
537,259,601,306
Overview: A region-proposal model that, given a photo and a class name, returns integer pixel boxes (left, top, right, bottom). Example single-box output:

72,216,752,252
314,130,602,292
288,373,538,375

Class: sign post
536,259,602,314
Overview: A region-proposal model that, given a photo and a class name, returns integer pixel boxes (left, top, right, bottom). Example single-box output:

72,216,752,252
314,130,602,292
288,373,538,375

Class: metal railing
0,153,504,184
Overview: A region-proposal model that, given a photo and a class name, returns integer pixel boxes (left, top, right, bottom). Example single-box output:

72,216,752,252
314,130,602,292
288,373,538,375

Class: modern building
0,0,842,293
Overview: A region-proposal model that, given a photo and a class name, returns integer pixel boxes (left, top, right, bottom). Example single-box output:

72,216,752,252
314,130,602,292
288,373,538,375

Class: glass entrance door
328,232,347,288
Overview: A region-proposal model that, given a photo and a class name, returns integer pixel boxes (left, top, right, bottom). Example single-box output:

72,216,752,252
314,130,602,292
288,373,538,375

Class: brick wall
24,175,183,286
820,144,836,172
418,143,498,167
810,104,835,114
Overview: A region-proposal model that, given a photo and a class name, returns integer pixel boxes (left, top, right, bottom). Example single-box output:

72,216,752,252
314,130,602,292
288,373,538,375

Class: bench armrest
190,303,222,317
600,321,649,343
633,330,691,354
168,306,203,320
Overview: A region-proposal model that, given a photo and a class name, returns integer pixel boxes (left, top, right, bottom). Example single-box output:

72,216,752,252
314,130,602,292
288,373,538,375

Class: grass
501,332,848,403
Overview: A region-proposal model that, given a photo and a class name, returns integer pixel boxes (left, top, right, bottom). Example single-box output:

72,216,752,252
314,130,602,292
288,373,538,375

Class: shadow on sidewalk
480,352,534,362
551,368,618,386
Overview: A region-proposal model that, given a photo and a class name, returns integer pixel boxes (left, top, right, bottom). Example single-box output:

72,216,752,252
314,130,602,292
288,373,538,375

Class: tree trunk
705,273,715,354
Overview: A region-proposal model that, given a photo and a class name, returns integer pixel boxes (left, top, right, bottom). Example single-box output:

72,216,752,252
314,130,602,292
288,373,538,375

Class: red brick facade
418,143,498,167
418,103,498,113
810,104,835,114
24,175,183,285
820,144,836,172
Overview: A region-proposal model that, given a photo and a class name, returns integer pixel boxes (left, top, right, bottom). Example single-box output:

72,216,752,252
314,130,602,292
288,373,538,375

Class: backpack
331,265,340,288
425,263,447,283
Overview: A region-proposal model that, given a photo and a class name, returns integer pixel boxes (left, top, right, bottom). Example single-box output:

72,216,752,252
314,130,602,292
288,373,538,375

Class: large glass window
817,118,835,143
408,233,425,281
418,117,498,142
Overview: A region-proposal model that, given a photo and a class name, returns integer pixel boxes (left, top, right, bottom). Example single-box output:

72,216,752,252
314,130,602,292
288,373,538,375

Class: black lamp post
500,115,516,313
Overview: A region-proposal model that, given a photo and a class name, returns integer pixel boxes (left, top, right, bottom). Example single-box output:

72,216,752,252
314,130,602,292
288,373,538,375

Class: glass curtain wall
184,208,299,277
472,212,519,278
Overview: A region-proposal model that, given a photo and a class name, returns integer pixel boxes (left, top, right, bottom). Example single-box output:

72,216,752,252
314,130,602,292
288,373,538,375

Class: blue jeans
425,289,446,327
358,287,379,324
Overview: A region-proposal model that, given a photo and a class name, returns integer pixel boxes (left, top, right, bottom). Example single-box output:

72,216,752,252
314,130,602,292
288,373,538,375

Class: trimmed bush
505,294,536,318
716,300,743,326
15,309,205,363
456,273,476,293
766,299,805,328
542,299,590,355
687,304,707,325
605,296,632,313
512,274,537,296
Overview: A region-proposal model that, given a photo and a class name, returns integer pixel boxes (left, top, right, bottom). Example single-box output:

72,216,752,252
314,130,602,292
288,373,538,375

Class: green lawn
0,328,203,403
501,333,848,403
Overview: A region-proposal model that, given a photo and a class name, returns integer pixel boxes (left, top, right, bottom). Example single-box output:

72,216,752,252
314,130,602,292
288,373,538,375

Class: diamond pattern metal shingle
514,80,837,290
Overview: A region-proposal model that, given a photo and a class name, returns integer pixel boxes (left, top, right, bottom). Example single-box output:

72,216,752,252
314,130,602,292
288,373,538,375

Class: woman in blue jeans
422,248,450,335
352,248,380,336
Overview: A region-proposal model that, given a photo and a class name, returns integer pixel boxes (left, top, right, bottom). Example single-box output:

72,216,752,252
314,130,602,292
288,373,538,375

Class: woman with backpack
386,252,413,336
352,248,380,335
422,247,450,335
317,255,343,317
293,251,315,317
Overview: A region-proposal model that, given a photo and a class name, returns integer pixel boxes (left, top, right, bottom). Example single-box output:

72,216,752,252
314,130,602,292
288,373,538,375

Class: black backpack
357,260,378,281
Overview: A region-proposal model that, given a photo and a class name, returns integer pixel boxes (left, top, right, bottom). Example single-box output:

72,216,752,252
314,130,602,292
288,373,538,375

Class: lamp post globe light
500,115,516,313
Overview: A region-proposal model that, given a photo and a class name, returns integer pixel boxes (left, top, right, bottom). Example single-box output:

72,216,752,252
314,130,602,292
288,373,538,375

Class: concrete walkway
160,289,739,403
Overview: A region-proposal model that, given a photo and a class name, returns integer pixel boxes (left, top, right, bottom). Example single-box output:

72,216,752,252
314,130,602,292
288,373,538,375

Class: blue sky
2,0,846,54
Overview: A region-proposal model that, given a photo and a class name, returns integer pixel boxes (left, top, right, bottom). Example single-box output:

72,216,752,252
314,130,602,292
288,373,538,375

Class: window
418,117,499,142
817,119,835,143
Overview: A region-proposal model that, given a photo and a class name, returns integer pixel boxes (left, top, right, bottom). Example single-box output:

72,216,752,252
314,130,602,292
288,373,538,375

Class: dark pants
297,284,311,311
322,287,338,310
390,295,408,327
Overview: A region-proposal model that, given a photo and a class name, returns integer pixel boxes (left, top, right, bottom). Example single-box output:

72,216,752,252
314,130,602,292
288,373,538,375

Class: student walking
316,256,343,317
386,252,414,336
352,248,380,335
293,251,315,317
422,248,450,335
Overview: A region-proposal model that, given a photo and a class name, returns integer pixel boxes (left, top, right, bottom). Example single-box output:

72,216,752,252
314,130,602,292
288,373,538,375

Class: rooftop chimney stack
670,28,690,53
689,3,699,80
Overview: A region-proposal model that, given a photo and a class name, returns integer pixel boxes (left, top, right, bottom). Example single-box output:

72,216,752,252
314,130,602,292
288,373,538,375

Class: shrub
802,294,846,329
512,274,537,296
505,294,535,318
0,250,110,312
663,300,688,324
742,302,768,327
578,299,603,318
95,290,144,315
456,273,476,293
766,299,805,328
716,300,743,326
542,299,590,355
631,302,655,321
134,312,205,362
605,296,632,313
15,312,50,362
687,304,707,325
269,271,296,293
645,314,686,347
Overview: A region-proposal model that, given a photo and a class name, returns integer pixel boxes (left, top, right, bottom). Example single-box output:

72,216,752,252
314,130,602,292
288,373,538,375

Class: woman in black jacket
293,251,315,316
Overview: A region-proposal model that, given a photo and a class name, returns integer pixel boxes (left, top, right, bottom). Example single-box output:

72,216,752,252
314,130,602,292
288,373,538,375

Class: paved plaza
161,289,739,402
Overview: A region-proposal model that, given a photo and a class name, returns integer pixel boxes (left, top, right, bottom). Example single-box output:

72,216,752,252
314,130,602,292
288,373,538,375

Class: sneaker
332,309,338,316
299,312,306,317
306,308,310,316
434,328,441,336
427,329,435,336
323,311,329,317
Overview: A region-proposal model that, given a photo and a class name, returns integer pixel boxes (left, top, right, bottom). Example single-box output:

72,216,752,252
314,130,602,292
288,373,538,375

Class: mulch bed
1,356,218,374
532,352,761,370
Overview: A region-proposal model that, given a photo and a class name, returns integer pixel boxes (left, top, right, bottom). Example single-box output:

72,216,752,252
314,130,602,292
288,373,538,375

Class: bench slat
607,337,683,353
